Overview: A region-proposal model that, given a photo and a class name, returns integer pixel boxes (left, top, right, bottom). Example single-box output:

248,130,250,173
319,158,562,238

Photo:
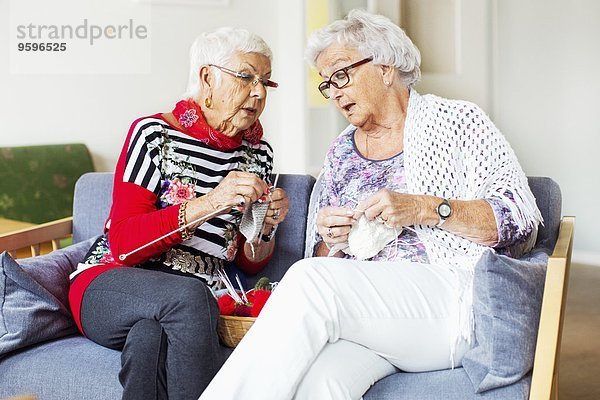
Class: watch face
439,203,452,218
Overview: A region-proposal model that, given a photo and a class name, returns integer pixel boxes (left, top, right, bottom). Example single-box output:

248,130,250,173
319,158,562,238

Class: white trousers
200,257,472,400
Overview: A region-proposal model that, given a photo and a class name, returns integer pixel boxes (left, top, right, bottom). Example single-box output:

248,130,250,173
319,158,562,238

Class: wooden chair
0,217,72,259
529,216,575,399
1,395,38,400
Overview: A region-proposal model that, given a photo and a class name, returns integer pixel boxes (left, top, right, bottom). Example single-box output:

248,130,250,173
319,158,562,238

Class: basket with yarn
217,315,257,348
216,276,274,348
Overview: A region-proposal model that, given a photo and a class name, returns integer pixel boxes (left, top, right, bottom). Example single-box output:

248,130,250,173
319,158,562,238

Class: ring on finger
376,215,387,224
326,227,335,239
273,208,281,220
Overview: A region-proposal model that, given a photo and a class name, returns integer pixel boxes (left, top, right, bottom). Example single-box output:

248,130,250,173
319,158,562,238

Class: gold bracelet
178,202,194,240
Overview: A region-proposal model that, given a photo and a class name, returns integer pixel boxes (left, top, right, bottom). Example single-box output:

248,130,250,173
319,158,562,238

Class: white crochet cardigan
305,90,543,348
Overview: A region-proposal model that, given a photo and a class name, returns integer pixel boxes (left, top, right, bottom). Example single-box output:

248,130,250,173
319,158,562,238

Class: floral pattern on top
150,128,198,209
161,177,196,205
319,129,530,262
238,146,272,183
149,127,245,260
487,193,534,256
223,223,239,261
319,131,428,263
82,235,116,265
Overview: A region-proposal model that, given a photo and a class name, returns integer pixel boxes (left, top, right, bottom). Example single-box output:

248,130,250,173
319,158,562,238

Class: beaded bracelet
178,202,194,240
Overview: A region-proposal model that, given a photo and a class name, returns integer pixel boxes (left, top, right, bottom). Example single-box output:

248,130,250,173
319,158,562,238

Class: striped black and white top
123,116,274,280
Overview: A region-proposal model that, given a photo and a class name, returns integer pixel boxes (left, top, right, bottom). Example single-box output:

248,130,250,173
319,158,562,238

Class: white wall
0,0,306,174
390,0,599,264
492,0,600,264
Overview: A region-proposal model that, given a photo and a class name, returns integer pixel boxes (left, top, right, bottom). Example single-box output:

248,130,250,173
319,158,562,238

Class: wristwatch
261,225,278,242
436,198,452,227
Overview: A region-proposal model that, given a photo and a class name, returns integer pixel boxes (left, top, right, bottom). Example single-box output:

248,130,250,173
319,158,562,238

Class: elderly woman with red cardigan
67,27,288,400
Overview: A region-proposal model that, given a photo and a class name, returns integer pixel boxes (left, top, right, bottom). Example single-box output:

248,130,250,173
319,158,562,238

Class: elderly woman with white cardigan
200,10,541,400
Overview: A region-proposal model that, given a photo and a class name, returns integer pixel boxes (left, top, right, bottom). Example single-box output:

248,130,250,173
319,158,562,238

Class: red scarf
172,100,263,150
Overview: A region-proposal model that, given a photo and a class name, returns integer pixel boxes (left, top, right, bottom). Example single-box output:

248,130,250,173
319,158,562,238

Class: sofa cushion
0,238,95,356
0,335,122,400
462,249,547,393
364,368,530,400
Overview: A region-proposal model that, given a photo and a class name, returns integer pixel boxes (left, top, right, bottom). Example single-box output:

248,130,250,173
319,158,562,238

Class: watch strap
261,225,278,242
436,198,452,227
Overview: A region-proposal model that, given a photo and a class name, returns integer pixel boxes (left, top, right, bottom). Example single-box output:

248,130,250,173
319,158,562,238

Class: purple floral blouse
318,129,533,262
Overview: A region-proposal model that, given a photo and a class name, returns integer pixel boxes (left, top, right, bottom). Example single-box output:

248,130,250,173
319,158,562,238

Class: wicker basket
217,315,256,348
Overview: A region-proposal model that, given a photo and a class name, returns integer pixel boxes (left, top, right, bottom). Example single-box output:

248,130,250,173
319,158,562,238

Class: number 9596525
17,42,66,51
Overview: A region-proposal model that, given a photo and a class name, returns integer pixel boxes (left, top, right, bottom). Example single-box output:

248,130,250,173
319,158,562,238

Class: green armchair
0,144,94,224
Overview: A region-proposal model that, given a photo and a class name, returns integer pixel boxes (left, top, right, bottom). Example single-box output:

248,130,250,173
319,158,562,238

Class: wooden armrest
0,217,73,257
529,216,575,400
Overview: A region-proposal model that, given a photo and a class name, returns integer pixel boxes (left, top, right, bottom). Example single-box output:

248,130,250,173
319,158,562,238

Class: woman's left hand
264,188,289,227
357,189,422,229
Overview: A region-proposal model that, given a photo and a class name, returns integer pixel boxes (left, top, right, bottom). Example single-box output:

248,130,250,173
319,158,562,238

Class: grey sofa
0,172,572,400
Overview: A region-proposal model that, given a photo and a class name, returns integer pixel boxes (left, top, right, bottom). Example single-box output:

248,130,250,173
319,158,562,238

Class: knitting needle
217,269,243,303
118,205,230,261
257,173,280,244
235,274,248,303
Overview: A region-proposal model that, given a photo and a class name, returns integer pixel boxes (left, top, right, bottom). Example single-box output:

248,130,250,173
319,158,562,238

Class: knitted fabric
305,90,543,350
404,91,542,269
346,216,399,260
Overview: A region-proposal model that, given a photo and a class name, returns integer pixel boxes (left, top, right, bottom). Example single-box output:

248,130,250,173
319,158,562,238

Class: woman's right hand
204,171,269,212
183,171,268,233
316,206,356,246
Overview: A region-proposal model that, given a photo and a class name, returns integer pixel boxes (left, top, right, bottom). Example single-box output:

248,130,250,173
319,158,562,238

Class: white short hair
183,27,273,100
305,9,421,88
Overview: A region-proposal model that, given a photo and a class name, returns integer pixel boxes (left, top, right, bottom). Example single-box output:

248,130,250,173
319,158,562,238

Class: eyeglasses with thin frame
318,57,373,99
208,64,279,89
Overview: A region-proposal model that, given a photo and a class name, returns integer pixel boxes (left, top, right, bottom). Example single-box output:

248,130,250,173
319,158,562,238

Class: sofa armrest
529,216,575,399
0,217,73,258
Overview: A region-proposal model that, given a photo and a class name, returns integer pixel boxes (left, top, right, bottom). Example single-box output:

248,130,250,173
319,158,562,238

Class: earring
384,81,390,86
204,97,212,108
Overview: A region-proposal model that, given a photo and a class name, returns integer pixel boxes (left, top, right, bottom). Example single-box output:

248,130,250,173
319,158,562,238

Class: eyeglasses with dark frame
318,57,373,99
208,64,279,89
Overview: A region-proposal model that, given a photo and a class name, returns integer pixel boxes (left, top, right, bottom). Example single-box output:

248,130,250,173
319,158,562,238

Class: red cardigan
68,115,272,334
